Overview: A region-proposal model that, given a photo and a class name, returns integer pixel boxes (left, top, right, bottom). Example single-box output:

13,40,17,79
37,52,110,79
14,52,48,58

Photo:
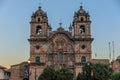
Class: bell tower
73,5,94,76
73,5,94,66
73,5,91,39
30,6,49,38
29,6,51,64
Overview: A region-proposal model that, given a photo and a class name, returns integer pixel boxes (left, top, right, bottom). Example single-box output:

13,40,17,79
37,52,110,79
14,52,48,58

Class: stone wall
91,59,110,65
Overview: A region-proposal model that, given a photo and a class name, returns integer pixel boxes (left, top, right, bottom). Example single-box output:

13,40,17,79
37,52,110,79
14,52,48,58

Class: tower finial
80,3,83,9
38,3,41,9
59,19,62,27
69,23,72,29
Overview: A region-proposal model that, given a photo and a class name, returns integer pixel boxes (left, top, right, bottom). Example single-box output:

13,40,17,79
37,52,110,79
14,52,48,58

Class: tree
81,63,113,80
38,66,56,80
38,67,74,80
77,73,86,80
56,68,74,80
112,72,120,80
92,63,113,80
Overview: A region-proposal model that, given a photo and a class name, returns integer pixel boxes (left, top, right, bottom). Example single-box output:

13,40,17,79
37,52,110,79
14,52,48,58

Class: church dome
74,5,90,17
31,6,48,23
57,27,64,31
78,6,86,13
32,6,47,17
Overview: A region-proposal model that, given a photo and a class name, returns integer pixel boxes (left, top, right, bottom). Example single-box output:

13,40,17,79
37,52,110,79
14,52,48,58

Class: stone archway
23,78,28,80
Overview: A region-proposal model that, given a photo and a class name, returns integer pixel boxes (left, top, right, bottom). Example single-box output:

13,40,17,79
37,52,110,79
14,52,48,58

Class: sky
0,0,120,68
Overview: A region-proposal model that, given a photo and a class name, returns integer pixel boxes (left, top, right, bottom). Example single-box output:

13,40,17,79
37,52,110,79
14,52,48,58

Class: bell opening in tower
36,26,42,35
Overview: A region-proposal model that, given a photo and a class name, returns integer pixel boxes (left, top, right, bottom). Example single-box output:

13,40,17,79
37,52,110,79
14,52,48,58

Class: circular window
81,45,86,49
35,45,40,50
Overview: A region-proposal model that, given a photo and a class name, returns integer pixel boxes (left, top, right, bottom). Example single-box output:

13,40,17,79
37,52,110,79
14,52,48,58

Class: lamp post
35,67,37,80
86,62,91,80
27,59,31,80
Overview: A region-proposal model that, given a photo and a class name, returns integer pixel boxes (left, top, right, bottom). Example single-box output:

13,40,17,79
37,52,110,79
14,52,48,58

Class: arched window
36,26,42,35
38,18,40,22
70,54,74,60
58,52,63,60
80,25,85,34
81,56,86,63
48,53,53,60
81,17,84,21
35,56,40,63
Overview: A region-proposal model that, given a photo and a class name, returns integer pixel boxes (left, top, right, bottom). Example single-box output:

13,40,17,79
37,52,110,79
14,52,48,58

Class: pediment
48,31,73,42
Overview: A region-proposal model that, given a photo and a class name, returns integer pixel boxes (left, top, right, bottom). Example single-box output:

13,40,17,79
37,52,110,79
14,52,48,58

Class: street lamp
35,67,37,80
27,59,31,80
28,59,31,64
86,62,91,80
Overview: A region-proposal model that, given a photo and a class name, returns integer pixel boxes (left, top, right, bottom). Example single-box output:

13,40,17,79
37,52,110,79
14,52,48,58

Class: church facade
10,4,120,80
28,5,93,80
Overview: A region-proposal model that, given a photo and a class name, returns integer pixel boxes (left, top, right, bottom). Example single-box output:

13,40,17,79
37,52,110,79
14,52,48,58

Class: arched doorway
23,78,28,80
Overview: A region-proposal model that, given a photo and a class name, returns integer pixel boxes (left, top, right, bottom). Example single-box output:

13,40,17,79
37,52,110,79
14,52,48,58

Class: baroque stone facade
9,5,120,80
28,5,93,80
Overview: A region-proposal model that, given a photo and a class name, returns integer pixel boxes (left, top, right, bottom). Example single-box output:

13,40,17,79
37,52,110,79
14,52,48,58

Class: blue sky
0,0,120,68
